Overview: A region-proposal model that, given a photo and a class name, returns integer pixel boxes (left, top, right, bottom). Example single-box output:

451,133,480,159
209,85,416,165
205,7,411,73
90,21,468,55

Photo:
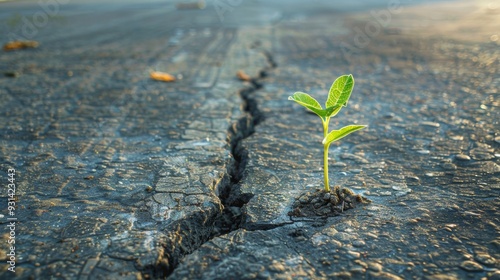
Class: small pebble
354,260,368,269
406,175,420,183
323,193,331,201
380,179,392,185
330,239,343,248
421,121,440,127
369,271,403,280
392,185,405,191
352,240,366,247
474,253,496,266
424,274,457,280
350,265,366,274
455,154,471,161
367,262,382,272
347,250,361,259
459,260,483,272
268,261,286,272
329,272,352,279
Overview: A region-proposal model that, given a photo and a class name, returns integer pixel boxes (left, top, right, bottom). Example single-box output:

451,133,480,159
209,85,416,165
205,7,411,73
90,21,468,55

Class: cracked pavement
1,0,499,279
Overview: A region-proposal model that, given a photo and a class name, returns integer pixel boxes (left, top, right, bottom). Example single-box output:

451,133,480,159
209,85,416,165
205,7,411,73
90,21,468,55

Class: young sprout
288,74,366,192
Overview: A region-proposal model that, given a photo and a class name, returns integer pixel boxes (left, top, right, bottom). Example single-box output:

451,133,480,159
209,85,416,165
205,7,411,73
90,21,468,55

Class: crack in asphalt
212,50,277,235
244,221,295,231
154,50,277,279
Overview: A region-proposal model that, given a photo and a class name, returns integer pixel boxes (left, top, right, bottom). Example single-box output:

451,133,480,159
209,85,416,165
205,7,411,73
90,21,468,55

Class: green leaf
322,105,340,117
322,125,366,146
326,74,354,108
326,105,343,118
288,92,327,118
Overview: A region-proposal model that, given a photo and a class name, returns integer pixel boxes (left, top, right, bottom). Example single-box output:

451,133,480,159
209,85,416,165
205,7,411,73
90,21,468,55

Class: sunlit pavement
0,0,499,279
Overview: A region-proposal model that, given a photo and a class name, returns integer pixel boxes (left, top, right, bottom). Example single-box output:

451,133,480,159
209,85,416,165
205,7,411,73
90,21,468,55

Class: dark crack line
154,51,277,280
243,221,295,231
211,50,277,236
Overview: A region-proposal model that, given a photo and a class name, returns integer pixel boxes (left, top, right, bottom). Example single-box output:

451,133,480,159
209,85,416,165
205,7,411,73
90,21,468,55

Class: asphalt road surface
0,0,499,279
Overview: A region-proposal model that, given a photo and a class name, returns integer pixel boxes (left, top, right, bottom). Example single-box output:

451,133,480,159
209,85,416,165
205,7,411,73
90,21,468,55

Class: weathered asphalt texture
1,0,499,279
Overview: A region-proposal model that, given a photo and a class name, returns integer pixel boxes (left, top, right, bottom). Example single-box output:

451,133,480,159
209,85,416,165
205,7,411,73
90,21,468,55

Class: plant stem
324,143,330,192
322,118,330,192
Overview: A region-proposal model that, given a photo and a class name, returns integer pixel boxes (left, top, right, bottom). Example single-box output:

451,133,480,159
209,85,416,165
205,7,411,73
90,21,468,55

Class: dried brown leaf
4,41,39,51
237,70,251,81
150,71,176,82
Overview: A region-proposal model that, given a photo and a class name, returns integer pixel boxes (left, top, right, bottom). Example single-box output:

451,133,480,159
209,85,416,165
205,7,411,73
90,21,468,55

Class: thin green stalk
323,143,330,192
322,118,330,192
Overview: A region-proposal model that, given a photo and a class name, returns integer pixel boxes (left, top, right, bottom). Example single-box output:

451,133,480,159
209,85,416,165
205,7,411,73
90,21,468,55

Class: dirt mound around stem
288,186,370,217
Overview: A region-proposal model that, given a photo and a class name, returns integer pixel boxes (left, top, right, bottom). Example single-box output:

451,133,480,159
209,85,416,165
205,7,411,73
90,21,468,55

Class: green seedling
288,74,366,192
